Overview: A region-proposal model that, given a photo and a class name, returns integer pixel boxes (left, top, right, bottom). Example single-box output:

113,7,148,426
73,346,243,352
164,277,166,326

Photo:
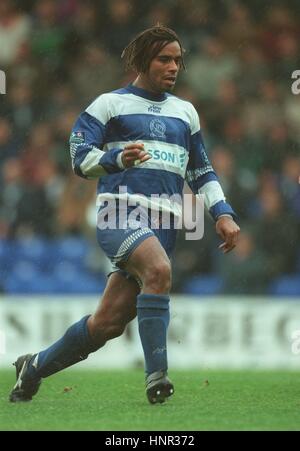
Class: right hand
121,143,152,168
216,216,240,254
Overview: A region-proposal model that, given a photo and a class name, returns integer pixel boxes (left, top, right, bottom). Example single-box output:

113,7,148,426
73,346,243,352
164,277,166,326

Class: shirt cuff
217,214,233,220
209,200,237,222
116,151,124,169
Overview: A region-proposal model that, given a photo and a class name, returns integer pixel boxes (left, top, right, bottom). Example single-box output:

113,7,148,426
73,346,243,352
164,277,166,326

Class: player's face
145,41,182,93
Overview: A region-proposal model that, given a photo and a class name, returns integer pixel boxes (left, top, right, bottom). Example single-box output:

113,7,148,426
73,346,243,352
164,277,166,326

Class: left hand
216,216,240,254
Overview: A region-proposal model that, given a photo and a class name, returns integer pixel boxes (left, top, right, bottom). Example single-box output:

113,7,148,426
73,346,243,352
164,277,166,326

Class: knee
143,260,171,294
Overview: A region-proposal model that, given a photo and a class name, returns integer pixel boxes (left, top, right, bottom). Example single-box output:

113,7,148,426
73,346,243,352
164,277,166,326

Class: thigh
92,271,140,325
124,235,170,281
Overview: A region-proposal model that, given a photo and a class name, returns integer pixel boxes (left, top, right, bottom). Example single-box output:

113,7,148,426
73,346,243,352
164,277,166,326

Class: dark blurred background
0,0,299,297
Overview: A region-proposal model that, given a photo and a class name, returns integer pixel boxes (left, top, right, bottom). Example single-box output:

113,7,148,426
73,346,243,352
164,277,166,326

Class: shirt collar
126,83,168,102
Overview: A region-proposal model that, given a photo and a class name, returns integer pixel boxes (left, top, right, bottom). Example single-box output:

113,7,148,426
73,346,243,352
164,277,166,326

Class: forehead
156,41,182,57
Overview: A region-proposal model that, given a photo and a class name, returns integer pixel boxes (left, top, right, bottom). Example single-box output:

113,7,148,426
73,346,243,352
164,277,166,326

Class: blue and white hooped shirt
70,84,235,220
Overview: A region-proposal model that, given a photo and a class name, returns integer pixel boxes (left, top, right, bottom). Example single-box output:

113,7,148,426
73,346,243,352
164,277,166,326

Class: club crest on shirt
149,118,166,139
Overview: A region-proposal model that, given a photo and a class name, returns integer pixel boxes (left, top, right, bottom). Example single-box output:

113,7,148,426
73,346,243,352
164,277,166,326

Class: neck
132,75,162,95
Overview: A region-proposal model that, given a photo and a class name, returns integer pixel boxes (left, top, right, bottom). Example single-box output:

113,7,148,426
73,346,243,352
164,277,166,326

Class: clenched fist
121,143,151,168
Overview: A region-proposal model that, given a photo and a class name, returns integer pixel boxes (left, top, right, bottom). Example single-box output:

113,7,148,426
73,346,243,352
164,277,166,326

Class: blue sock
137,293,170,376
25,315,98,380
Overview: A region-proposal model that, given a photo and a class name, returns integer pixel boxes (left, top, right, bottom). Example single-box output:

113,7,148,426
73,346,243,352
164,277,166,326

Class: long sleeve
69,95,124,179
185,106,236,221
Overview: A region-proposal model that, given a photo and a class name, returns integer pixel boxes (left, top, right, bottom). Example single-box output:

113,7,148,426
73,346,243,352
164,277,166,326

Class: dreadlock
121,24,186,73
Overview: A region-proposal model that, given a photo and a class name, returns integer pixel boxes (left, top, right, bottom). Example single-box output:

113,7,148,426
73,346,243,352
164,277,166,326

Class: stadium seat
51,261,105,294
4,258,105,295
182,275,223,296
13,237,52,272
4,236,92,272
0,239,16,276
268,275,300,297
54,237,89,264
5,261,56,294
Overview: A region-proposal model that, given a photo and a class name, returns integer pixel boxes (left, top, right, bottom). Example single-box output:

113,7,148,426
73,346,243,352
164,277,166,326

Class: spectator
216,228,270,295
255,182,298,277
0,0,32,67
184,35,240,101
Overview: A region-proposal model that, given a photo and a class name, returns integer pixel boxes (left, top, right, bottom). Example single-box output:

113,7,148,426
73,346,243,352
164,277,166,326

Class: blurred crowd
0,0,300,295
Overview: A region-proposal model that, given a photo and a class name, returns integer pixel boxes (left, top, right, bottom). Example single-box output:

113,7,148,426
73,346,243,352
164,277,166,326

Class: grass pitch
1,369,300,431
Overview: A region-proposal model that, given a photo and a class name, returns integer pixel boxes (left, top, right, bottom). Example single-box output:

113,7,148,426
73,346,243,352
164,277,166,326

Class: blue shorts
96,202,178,274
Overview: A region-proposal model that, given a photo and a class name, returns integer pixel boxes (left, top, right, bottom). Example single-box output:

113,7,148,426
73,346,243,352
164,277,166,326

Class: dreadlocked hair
121,24,186,73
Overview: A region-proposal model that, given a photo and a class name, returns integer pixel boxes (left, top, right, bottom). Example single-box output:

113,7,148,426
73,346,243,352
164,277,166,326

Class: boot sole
146,381,174,404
